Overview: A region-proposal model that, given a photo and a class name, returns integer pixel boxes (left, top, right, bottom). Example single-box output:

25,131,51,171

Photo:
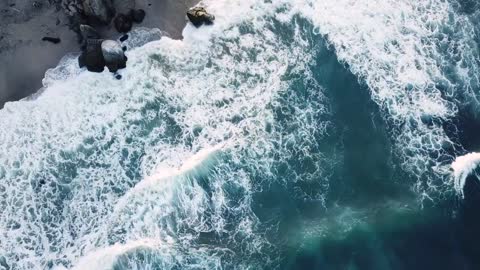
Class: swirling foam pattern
0,0,479,268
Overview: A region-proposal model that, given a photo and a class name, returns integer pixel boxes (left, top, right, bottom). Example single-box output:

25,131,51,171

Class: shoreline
0,0,199,109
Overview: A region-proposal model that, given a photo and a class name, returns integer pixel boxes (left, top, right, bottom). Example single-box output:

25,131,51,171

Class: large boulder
82,0,115,24
186,7,215,27
101,40,127,72
113,13,133,33
78,39,105,72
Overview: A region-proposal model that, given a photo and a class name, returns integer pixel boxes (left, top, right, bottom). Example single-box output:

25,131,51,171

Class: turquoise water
1,0,480,269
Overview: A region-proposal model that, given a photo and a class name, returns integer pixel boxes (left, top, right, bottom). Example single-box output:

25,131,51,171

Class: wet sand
0,0,199,108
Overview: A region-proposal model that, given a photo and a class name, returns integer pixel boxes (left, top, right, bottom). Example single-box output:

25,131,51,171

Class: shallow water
1,0,480,269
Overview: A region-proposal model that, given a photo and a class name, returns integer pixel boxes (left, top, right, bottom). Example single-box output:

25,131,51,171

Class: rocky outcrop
101,40,127,72
78,39,127,73
82,0,115,24
79,24,100,47
112,0,135,14
78,39,105,72
186,7,215,27
79,24,100,39
62,0,146,36
62,0,85,17
61,0,144,72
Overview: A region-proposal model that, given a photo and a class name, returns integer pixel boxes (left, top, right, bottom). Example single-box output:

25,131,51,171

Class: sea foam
452,152,480,197
298,0,479,197
0,0,317,267
0,0,479,268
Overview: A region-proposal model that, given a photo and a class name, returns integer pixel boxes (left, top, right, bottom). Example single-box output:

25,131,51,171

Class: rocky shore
0,0,199,108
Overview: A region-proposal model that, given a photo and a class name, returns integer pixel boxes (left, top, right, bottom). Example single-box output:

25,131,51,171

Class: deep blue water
282,1,480,268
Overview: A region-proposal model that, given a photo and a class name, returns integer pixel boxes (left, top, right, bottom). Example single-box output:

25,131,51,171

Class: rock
69,14,89,38
115,74,122,80
112,0,135,14
119,34,128,42
113,14,133,33
79,24,100,49
79,24,100,41
80,24,100,39
65,4,77,16
78,38,126,73
62,1,89,29
130,9,146,23
186,7,215,27
101,40,127,72
82,0,115,24
79,39,105,72
122,46,127,51
32,1,42,9
42,37,61,44
62,0,84,16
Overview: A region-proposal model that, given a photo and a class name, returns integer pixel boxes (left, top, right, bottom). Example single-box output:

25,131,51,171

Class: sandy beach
0,0,199,108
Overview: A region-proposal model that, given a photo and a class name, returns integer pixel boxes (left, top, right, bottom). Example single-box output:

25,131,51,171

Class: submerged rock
130,9,146,23
114,13,133,33
79,39,106,72
101,40,127,72
186,7,215,27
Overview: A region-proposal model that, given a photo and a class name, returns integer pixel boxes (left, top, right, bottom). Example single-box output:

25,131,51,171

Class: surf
1,0,480,269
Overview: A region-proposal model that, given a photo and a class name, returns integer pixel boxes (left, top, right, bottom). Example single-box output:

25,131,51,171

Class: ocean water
1,0,480,269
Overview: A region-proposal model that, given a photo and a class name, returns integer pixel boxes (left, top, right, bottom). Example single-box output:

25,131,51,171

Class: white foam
106,143,224,230
452,152,480,197
0,1,317,267
296,0,480,198
142,143,224,185
69,239,159,270
1,0,478,268
68,238,225,270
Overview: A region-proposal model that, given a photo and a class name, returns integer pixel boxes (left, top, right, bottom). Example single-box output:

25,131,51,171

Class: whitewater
1,0,480,269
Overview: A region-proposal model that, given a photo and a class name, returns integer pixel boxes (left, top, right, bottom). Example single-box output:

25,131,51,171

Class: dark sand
0,0,199,108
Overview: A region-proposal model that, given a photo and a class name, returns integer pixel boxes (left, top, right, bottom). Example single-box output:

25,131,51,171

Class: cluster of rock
77,25,127,73
58,0,215,75
61,0,144,27
62,0,113,25
60,0,145,74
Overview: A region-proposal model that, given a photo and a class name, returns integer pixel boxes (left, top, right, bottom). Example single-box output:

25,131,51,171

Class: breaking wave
452,152,480,196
